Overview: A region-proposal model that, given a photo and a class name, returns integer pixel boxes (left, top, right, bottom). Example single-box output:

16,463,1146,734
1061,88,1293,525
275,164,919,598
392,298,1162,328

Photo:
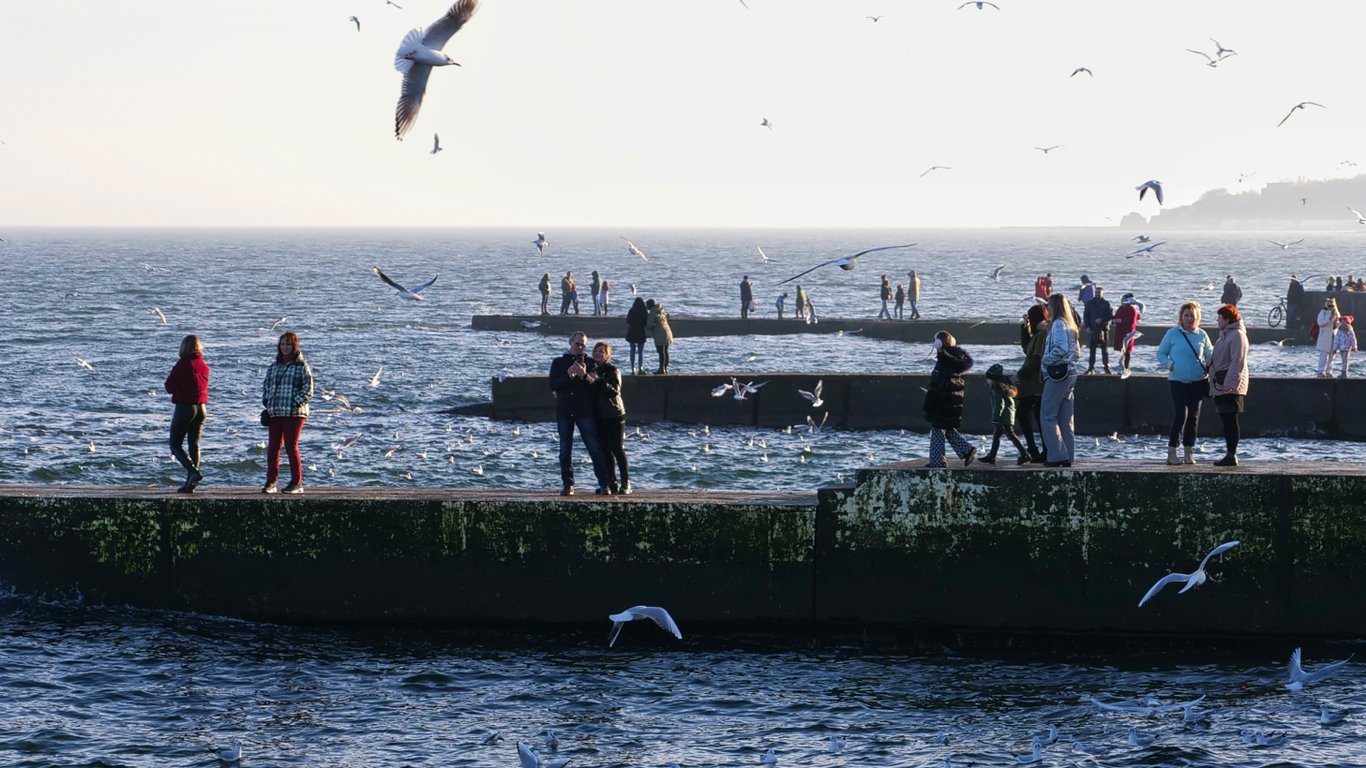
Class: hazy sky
2,0,1364,228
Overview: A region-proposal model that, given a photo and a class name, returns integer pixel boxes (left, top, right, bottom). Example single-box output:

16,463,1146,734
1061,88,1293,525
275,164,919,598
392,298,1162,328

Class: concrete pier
473,315,1309,346
485,372,1365,439
2,460,1364,637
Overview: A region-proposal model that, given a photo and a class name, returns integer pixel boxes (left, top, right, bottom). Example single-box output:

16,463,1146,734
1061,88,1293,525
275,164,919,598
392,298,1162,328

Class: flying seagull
1128,241,1167,258
1210,37,1235,56
1137,540,1240,607
1349,206,1366,224
1286,647,1353,691
797,380,824,408
1034,145,1063,154
1133,234,1151,243
1268,239,1304,250
430,133,443,154
74,356,96,371
393,0,480,141
779,243,918,284
756,245,773,262
1070,67,1092,78
620,236,649,261
369,367,384,388
990,264,1006,281
866,15,883,22
1136,179,1164,204
920,165,951,177
1277,101,1326,128
349,15,361,31
385,0,402,7
608,605,683,647
760,118,773,130
958,1,1000,8
534,232,548,255
373,266,438,300
151,307,168,325
1186,48,1228,68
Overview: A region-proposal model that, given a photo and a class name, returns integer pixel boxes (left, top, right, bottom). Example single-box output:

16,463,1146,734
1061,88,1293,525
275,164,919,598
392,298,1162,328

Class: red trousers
266,417,306,485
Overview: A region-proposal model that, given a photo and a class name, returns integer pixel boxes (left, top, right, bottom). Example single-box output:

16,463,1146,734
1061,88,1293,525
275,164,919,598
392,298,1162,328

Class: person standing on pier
1334,314,1357,377
1113,293,1142,374
589,341,631,494
894,283,906,320
740,275,753,319
1077,275,1097,306
1083,286,1114,374
538,272,552,315
590,270,603,316
624,297,648,375
1316,297,1341,376
646,299,674,374
549,331,612,495
1209,304,1249,467
1040,293,1081,467
1220,275,1243,307
795,286,808,322
1287,275,1305,328
1034,273,1053,302
907,270,922,320
1156,301,1214,465
775,291,788,319
879,275,893,320
922,331,976,468
599,280,611,315
1015,304,1048,463
261,331,314,494
559,271,574,315
164,334,209,493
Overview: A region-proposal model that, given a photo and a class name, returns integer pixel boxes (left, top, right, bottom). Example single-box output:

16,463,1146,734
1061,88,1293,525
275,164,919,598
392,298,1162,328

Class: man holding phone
548,331,612,495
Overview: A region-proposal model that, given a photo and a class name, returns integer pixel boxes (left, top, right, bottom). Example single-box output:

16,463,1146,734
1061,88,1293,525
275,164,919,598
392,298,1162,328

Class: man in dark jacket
740,275,753,319
1083,286,1114,374
1220,275,1243,307
922,331,976,468
548,331,612,495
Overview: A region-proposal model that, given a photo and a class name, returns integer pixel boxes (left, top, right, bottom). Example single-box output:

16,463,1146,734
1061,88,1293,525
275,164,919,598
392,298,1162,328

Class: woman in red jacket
163,335,210,492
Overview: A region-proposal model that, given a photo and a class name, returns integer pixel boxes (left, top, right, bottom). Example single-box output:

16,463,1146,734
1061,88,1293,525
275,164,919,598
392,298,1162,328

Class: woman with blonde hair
1316,296,1341,376
1039,293,1081,467
1156,301,1214,465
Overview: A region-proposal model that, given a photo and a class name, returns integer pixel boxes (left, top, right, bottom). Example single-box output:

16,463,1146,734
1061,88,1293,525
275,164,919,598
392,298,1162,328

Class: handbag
1214,368,1229,387
1045,362,1070,382
1179,330,1212,397
260,409,270,427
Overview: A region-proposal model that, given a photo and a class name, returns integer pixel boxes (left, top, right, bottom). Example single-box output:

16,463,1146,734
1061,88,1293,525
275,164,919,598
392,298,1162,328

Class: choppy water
0,226,1359,492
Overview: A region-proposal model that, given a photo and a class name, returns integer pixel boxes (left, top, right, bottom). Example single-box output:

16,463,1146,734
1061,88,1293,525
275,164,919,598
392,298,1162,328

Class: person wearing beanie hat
980,364,1029,465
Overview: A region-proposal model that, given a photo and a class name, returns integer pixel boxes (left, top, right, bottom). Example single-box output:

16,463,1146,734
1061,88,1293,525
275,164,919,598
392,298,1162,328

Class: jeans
1088,330,1110,371
169,403,205,473
266,416,306,485
879,299,890,319
557,412,609,489
1041,373,1076,462
629,342,645,373
598,416,629,487
1168,380,1204,447
909,299,920,320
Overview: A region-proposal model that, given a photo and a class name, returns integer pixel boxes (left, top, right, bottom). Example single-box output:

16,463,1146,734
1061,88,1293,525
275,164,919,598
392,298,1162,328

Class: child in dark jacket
922,331,977,468
981,363,1029,464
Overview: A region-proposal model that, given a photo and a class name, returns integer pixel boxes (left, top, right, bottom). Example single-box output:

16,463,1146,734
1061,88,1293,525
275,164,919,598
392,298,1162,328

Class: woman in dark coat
589,341,631,494
625,297,649,375
922,330,976,468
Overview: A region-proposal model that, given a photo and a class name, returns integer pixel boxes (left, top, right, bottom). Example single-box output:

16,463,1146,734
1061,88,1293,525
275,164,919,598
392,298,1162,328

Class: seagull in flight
1238,171,1255,183
1286,647,1353,690
866,15,883,22
534,232,548,255
393,0,480,141
1277,101,1326,128
1268,239,1304,250
1210,37,1235,56
779,243,917,284
958,1,1000,9
369,367,384,388
1034,145,1063,154
349,15,361,31
760,118,773,130
990,264,1005,281
1186,48,1233,68
1136,179,1164,204
1133,234,1151,243
74,357,96,372
430,133,443,154
1129,240,1167,257
385,0,402,7
756,245,773,263
620,236,649,261
732,380,768,401
1070,67,1092,78
373,266,438,300
1349,206,1366,224
711,381,734,397
608,605,683,647
920,165,951,177
151,307,168,325
1137,540,1240,607
797,380,824,408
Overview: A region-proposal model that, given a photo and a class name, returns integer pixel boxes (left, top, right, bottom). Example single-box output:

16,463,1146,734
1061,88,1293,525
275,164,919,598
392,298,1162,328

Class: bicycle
1267,296,1287,328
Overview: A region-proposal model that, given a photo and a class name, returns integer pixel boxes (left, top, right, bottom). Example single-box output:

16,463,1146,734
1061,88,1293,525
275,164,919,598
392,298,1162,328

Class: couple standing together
549,331,632,496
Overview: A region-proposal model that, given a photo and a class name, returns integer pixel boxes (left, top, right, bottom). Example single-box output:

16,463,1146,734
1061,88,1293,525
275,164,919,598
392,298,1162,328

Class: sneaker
620,480,633,495
283,482,304,494
962,447,977,467
560,485,575,496
262,483,279,494
176,481,195,494
609,482,620,495
1213,455,1238,467
187,468,204,490
1017,454,1031,465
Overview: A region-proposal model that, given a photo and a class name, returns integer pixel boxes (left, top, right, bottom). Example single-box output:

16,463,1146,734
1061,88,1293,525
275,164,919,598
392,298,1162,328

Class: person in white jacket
1316,296,1340,377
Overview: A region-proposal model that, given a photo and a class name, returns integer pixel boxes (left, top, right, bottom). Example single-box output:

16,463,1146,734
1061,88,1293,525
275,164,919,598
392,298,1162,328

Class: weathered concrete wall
474,315,1307,345
487,373,1357,438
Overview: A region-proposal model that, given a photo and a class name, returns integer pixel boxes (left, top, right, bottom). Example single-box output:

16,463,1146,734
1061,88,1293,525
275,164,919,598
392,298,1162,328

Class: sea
2,227,1363,767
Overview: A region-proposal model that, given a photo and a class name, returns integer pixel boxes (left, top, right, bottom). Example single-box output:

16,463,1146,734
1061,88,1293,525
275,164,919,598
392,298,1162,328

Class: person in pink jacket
1208,305,1249,467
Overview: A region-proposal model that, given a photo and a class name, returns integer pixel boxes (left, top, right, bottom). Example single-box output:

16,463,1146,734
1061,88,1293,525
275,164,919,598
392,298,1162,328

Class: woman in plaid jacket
261,331,314,494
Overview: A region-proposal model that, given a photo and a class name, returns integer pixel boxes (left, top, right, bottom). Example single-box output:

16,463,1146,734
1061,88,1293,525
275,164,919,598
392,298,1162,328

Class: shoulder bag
1180,330,1211,397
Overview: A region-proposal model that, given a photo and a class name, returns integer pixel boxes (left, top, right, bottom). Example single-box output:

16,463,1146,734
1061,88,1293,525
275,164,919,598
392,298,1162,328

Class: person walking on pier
1015,304,1048,463
1220,275,1243,307
1083,286,1114,374
740,275,753,319
549,331,612,495
538,272,551,315
624,297,648,375
261,331,314,494
894,283,906,320
559,271,574,315
1316,297,1341,376
980,364,1028,464
922,331,976,468
1334,314,1358,377
907,270,922,320
1040,293,1081,467
1209,304,1249,467
879,275,893,320
164,334,209,493
1156,301,1214,466
1113,293,1142,374
646,299,674,374
589,341,631,494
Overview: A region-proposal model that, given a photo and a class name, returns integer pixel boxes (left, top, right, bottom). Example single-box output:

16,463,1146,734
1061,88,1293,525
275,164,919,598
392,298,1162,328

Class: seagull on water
393,0,480,140
620,236,649,261
779,243,917,284
216,741,243,763
1136,179,1164,204
608,605,682,647
1277,101,1326,128
373,266,438,300
1268,239,1303,250
534,232,548,256
349,15,360,31
1138,540,1240,607
431,133,443,154
1321,704,1348,725
1070,67,1092,78
517,741,569,768
1014,742,1042,763
152,307,168,325
1286,647,1353,690
920,165,951,177
761,748,778,764
798,380,824,408
827,735,847,752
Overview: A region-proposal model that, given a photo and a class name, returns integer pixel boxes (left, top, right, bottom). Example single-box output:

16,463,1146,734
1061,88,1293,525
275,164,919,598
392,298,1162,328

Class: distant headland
1121,174,1366,230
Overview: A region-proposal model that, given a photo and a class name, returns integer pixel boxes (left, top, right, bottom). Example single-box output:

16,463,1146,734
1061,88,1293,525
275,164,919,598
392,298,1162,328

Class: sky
2,0,1365,228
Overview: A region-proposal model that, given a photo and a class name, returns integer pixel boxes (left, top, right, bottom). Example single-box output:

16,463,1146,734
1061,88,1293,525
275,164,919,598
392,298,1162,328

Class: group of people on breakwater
925,294,1251,468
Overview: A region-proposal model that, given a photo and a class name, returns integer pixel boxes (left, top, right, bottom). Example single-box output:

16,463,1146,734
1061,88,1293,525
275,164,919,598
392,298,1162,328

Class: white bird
760,118,773,130
1349,206,1366,224
607,605,682,647
520,320,544,329
958,1,1000,8
216,741,243,763
261,314,290,332
481,731,503,745
827,735,847,752
1130,241,1167,257
384,445,401,458
1133,234,1151,243
1034,144,1063,153
334,435,362,453
920,165,951,177
711,381,734,397
1268,239,1304,250
518,742,540,768
373,266,438,300
431,133,443,154
369,367,384,388
1136,179,1164,204
1014,742,1042,763
1137,540,1240,607
151,307,168,325
991,264,1006,281
866,15,883,22
798,380,824,408
733,380,768,401
1185,48,1229,68
778,243,917,284
1126,728,1155,747
534,232,548,256
393,0,480,140
619,237,649,261
1277,101,1325,128
1286,647,1353,690
757,245,772,262
761,748,777,764
349,15,360,31
1032,724,1059,746
496,367,514,382
74,357,96,371
1070,67,1092,78
1321,704,1347,725
385,0,402,7
1210,37,1235,56
1240,730,1286,747
544,729,558,752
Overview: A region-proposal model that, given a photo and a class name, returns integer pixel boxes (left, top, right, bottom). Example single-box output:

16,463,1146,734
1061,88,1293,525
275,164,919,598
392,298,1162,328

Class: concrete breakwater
1,461,1362,637
473,315,1308,346
484,372,1366,439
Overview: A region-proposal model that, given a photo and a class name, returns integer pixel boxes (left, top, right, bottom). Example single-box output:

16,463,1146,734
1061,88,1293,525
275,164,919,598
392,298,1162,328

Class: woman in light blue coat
1155,300,1214,465
1039,292,1081,467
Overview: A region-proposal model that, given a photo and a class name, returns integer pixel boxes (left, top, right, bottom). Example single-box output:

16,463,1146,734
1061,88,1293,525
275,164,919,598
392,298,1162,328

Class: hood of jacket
936,345,973,375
